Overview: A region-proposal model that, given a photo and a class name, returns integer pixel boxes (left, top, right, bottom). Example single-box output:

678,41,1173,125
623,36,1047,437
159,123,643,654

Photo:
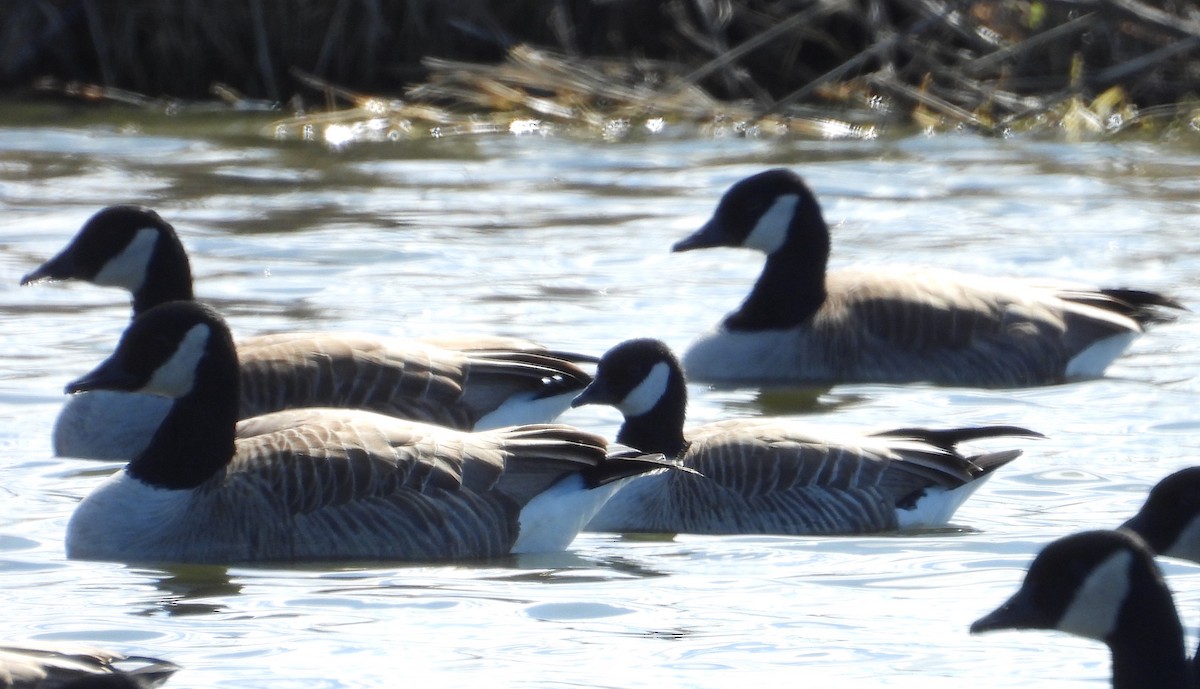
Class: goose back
586,418,1023,534
235,333,592,429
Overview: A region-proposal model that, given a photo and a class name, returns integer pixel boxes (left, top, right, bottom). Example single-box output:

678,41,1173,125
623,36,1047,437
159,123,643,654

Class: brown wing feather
201,412,621,561
237,334,474,426
814,268,1146,384
235,334,589,429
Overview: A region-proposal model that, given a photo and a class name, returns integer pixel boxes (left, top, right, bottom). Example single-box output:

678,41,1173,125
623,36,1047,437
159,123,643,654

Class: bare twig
963,12,1098,76
757,1,965,117
866,70,995,130
1088,35,1200,87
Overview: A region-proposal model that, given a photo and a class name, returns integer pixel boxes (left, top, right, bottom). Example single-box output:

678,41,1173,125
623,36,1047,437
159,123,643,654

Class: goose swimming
674,169,1183,387
63,301,671,564
22,205,595,459
571,337,1037,534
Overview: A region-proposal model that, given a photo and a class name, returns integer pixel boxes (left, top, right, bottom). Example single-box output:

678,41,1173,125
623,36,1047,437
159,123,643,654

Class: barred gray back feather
236,334,590,430
807,268,1146,386
591,419,1023,535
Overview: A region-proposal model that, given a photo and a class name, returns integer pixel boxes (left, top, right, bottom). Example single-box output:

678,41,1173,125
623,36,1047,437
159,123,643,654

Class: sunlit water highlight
2,105,1200,687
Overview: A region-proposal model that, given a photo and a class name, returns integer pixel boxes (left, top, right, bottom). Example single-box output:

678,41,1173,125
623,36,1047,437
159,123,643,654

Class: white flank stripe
473,390,575,431
1065,332,1138,378
513,474,624,553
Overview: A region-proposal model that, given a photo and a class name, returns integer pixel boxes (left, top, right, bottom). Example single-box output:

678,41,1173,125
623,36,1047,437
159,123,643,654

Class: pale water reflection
1,104,1200,687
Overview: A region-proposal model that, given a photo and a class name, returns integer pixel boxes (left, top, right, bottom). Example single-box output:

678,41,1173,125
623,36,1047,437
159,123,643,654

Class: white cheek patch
1058,549,1132,641
744,193,799,254
618,361,671,417
1164,515,1200,562
93,227,159,291
141,323,210,397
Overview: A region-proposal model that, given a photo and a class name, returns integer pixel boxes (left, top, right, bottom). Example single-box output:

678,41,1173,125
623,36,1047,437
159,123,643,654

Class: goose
673,168,1184,387
0,642,177,688
569,337,1036,535
1120,467,1200,687
21,205,596,460
971,529,1193,689
1121,466,1200,564
62,300,673,564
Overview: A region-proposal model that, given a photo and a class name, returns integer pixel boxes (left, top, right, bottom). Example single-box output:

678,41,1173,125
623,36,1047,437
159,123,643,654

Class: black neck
723,204,831,331
131,237,194,316
1108,571,1192,689
615,370,689,458
127,346,239,490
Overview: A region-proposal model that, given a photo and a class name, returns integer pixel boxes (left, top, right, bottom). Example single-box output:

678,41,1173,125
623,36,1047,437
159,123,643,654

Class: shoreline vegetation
4,0,1199,141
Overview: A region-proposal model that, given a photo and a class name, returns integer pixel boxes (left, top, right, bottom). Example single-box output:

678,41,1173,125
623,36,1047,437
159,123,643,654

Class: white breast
53,392,171,460
682,327,827,384
65,470,194,561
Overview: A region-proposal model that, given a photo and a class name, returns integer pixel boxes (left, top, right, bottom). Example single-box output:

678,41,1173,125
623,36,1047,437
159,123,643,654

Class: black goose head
1122,466,1200,562
572,338,688,457
673,168,829,258
572,339,682,416
68,301,241,489
22,205,194,314
67,300,236,400
971,529,1173,644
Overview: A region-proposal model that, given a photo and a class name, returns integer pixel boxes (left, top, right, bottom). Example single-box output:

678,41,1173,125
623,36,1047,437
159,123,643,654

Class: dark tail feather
468,350,595,399
1097,288,1188,326
963,449,1024,476
584,447,700,488
871,425,1045,453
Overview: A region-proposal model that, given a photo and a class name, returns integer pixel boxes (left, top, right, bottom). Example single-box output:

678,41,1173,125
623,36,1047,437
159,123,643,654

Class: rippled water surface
2,103,1200,687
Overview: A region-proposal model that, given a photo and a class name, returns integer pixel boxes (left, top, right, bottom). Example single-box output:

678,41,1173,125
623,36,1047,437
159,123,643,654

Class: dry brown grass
6,0,1200,138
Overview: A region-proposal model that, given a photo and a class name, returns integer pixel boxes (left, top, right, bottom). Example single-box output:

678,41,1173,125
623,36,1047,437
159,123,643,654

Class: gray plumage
235,332,591,426
594,419,1022,534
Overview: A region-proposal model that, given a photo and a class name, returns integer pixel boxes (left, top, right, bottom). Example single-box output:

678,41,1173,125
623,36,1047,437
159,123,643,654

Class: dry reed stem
8,0,1200,140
